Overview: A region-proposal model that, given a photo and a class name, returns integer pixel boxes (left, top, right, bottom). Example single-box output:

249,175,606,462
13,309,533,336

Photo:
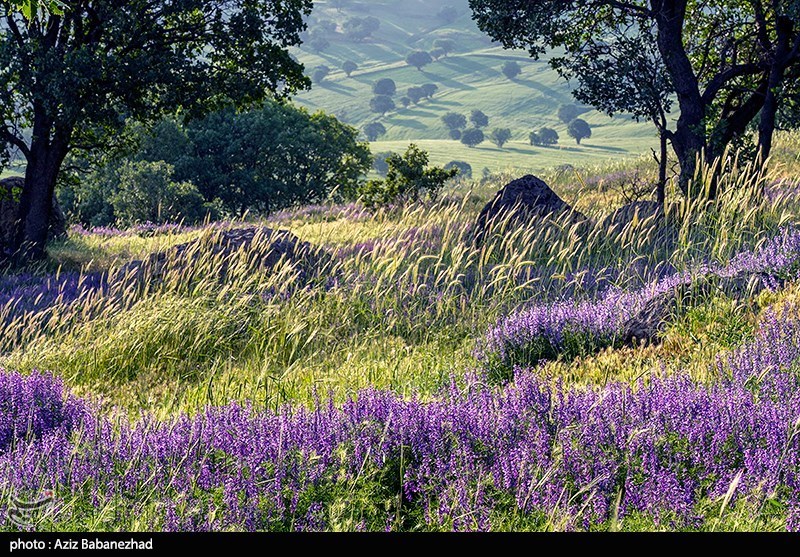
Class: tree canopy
469,0,800,198
1,0,312,258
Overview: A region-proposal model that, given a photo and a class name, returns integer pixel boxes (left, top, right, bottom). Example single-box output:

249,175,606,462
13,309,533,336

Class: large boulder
473,175,587,244
113,226,327,287
1,177,68,255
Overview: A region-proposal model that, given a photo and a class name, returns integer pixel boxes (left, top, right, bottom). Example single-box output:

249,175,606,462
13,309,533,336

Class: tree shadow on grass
512,78,565,100
385,118,428,130
318,82,358,96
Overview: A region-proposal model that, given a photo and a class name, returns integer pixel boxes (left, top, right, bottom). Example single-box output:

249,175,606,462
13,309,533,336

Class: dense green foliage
358,144,457,207
61,103,371,225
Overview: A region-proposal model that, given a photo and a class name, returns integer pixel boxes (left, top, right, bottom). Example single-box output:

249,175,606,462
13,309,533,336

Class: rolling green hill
292,0,660,174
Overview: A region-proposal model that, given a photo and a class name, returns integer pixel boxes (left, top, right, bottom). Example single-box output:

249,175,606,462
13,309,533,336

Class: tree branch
1,128,31,160
701,63,763,106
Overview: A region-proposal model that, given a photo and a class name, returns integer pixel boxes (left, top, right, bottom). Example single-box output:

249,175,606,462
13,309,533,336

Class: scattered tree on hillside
449,129,463,140
430,48,447,61
343,16,380,42
444,160,473,178
557,104,580,124
370,95,396,115
433,39,456,56
530,127,559,146
490,128,512,148
470,110,489,128
342,60,358,77
470,1,800,198
567,119,592,145
421,84,439,99
442,112,467,131
461,128,485,148
400,97,411,108
373,78,397,97
359,144,458,208
317,19,338,34
308,36,330,54
0,0,312,259
502,60,522,80
312,65,331,84
363,122,387,142
437,6,459,25
406,51,433,71
373,152,394,176
407,87,426,105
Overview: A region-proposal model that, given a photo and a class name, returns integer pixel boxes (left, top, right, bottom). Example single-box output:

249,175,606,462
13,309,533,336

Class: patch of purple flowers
479,228,800,372
3,308,800,531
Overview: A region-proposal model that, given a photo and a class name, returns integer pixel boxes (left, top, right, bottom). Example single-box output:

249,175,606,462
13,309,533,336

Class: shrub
444,160,472,178
399,97,411,108
373,78,397,96
449,129,462,140
470,109,489,128
359,144,457,207
501,60,521,80
363,122,387,142
490,128,512,148
460,128,485,148
568,118,592,144
110,161,209,226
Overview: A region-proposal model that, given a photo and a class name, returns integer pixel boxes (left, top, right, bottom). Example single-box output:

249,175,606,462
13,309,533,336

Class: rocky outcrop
1,177,68,256
114,226,325,287
473,175,587,244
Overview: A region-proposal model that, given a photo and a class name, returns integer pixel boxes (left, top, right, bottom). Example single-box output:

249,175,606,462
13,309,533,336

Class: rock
473,175,587,244
621,286,684,346
621,269,785,347
113,226,326,287
0,177,68,255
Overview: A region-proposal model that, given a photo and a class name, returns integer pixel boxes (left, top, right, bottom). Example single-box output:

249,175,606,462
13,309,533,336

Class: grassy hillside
292,0,658,173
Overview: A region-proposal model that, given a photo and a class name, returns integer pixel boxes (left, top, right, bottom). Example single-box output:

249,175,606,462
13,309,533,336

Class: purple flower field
2,301,800,531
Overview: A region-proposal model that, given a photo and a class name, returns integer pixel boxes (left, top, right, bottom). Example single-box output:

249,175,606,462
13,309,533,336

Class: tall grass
0,141,798,417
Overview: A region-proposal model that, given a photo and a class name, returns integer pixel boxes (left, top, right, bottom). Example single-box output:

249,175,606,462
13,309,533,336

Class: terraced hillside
292,0,659,173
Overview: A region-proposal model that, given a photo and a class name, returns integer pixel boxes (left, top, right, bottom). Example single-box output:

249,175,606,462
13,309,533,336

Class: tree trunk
13,133,69,261
758,16,793,160
653,0,706,198
657,131,668,206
